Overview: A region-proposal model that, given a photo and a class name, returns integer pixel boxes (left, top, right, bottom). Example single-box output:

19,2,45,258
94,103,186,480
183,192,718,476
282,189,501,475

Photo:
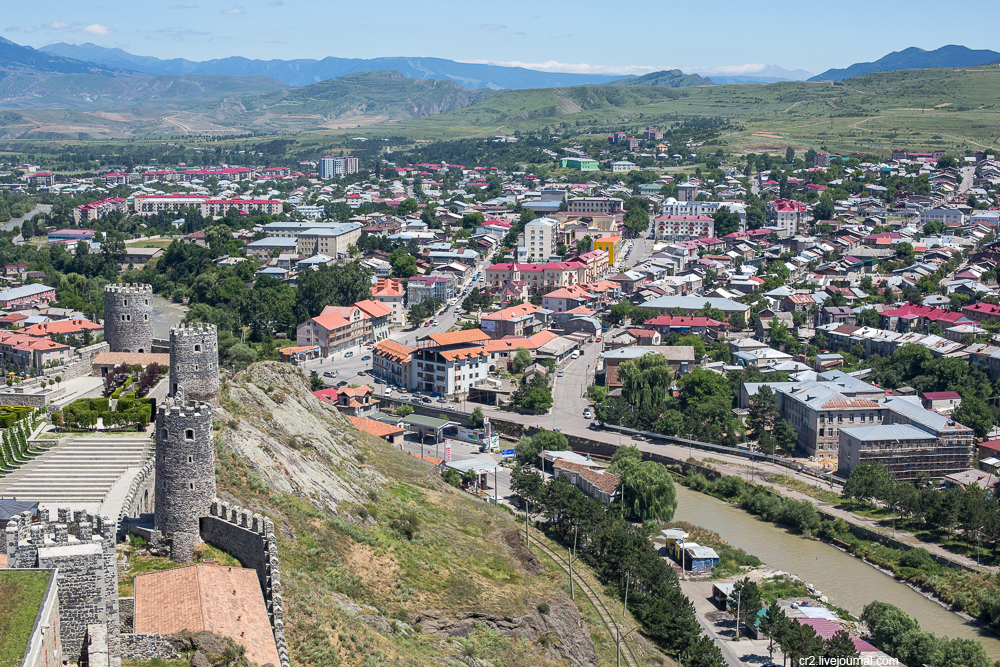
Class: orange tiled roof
439,348,489,361
348,415,405,438
133,564,280,667
20,319,103,337
427,329,490,345
581,469,620,495
355,299,393,318
372,278,404,297
339,385,372,398
481,304,542,322
374,339,413,362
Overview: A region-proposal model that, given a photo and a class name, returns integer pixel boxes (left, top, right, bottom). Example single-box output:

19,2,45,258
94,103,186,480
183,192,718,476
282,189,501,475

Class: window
185,429,194,441
189,482,195,490
144,314,148,321
161,428,168,440
188,455,193,463
123,299,128,306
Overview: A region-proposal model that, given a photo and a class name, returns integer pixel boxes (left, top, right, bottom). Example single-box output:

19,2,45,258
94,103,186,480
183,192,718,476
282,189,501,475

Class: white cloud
4,26,19,33
222,7,245,14
46,22,73,30
23,27,36,33
81,24,114,36
464,59,657,75
169,4,199,8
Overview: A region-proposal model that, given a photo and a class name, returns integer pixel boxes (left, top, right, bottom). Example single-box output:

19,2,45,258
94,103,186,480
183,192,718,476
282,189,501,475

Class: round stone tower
103,283,154,353
169,323,220,402
154,399,215,562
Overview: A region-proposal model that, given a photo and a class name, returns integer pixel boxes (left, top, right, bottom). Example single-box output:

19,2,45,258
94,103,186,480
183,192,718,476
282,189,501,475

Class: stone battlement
203,499,288,667
104,283,153,295
156,399,211,419
169,322,218,337
5,508,120,662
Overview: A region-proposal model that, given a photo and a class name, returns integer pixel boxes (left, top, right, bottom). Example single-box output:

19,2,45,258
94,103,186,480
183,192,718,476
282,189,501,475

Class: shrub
536,602,550,615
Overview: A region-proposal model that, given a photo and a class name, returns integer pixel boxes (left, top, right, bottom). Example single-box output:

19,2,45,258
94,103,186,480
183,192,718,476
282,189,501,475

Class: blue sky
5,0,999,76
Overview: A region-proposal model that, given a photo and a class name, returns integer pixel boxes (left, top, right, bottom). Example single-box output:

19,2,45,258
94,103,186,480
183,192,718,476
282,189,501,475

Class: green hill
202,70,497,131
0,73,289,111
609,69,713,87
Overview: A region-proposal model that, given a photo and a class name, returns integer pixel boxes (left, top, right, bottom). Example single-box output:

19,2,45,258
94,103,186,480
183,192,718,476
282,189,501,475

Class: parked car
400,394,411,401
583,408,592,418
336,380,348,387
557,370,564,377
421,396,433,403
357,370,367,376
362,355,371,361
344,351,354,357
595,337,602,342
589,422,599,430
384,387,393,396
323,371,337,378
411,396,422,403
437,397,448,403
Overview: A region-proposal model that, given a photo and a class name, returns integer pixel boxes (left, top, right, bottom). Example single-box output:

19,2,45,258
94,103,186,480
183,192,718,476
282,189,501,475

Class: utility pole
525,501,530,546
494,468,498,505
622,572,630,618
568,547,574,600
735,586,742,641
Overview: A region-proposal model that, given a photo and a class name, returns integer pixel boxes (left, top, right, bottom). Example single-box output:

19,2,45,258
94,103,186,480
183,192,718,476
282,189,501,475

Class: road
397,433,514,501
625,234,657,269
960,165,976,193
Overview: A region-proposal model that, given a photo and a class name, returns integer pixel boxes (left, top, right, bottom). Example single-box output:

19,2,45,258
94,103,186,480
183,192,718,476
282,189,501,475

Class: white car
384,387,393,396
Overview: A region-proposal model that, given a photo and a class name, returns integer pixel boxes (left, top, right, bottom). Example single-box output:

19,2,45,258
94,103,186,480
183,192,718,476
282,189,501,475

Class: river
151,294,187,339
2,203,52,232
674,484,1000,659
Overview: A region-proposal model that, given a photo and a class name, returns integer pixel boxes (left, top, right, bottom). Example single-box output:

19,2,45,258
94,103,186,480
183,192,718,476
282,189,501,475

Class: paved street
397,434,514,502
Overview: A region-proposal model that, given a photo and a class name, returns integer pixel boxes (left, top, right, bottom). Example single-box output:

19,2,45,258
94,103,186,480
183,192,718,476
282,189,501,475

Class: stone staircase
0,437,152,506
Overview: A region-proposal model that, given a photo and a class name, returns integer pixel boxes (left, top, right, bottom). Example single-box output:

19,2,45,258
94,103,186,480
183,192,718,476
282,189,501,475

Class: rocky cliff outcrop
219,362,384,514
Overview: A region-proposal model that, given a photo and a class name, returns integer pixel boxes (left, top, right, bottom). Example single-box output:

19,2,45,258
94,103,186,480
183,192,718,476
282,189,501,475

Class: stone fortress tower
154,399,216,562
104,283,154,353
169,322,220,402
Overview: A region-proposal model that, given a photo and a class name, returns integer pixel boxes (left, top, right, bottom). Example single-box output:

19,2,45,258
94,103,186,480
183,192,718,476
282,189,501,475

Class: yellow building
593,235,622,265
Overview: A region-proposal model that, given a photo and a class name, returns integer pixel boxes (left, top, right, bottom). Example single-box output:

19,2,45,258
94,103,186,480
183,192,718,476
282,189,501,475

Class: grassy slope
312,66,1000,154
213,371,581,667
0,570,52,665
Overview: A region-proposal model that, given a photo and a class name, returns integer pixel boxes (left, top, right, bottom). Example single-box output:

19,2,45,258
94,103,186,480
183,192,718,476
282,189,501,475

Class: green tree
394,403,414,417
396,198,419,216
758,604,791,661
727,578,762,638
952,396,994,439
712,206,742,237
896,241,915,265
514,429,568,465
843,461,894,507
773,419,797,456
618,353,673,410
295,261,373,320
608,444,643,473
813,194,835,220
512,347,533,374
747,385,778,440
856,307,881,328
576,236,593,254
823,629,860,660
470,406,484,429
618,460,677,522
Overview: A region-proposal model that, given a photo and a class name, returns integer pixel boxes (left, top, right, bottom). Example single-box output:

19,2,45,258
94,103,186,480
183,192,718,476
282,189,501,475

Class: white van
571,350,581,359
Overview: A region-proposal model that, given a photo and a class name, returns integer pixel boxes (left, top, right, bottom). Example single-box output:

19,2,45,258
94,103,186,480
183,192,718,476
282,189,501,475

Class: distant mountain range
809,45,1000,81
0,36,131,78
40,42,631,90
609,69,713,87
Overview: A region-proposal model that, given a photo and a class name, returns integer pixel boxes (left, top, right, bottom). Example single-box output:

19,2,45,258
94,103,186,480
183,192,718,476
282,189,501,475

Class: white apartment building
920,208,965,226
319,155,360,179
519,217,558,261
661,199,746,230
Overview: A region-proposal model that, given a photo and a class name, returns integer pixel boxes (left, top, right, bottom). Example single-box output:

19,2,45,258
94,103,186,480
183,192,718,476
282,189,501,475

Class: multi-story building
643,130,664,140
132,195,282,217
653,215,715,242
371,278,405,327
574,249,610,282
560,158,600,171
72,197,128,224
319,155,360,179
407,276,453,306
0,283,56,309
355,300,393,341
294,223,363,257
411,329,491,397
611,161,638,172
480,303,549,339
133,194,210,216
520,217,557,261
660,200,746,229
766,199,808,238
593,236,622,265
778,381,887,458
295,304,371,356
840,396,975,481
567,197,625,214
677,181,699,202
373,339,413,386
919,208,964,226
541,285,595,313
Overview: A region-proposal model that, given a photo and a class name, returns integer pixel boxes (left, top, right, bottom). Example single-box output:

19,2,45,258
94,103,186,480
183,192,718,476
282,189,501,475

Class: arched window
194,344,202,353
188,455,193,463
185,429,194,440
189,482,194,490
145,299,149,305
160,428,168,440
144,314,149,321
121,314,127,321
123,299,128,306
